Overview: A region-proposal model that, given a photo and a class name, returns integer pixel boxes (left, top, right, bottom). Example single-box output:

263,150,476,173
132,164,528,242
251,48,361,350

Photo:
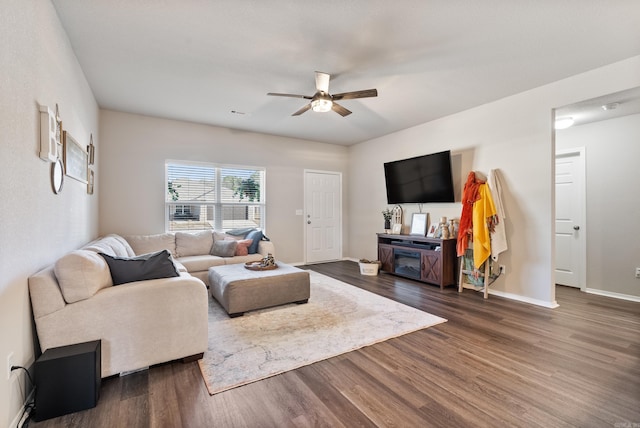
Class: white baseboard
291,257,356,267
487,290,559,308
585,288,640,303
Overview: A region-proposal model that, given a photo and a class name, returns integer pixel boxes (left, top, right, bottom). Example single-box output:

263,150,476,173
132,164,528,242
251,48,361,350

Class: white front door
305,171,342,264
555,149,586,289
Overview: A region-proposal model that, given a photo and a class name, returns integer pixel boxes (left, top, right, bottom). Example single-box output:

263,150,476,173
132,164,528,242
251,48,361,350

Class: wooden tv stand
377,233,457,289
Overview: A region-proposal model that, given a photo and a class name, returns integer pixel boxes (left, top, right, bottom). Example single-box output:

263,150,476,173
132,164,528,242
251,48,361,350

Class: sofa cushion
175,231,214,257
211,240,238,257
125,233,177,257
232,239,253,256
177,254,227,272
223,253,264,265
99,250,180,286
83,234,136,257
104,234,136,257
54,250,113,303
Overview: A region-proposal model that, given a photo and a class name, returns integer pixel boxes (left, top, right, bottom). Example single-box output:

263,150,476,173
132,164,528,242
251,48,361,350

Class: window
166,161,265,233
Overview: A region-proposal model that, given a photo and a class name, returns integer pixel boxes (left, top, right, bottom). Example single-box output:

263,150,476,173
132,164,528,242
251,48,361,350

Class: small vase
384,219,391,231
441,223,450,239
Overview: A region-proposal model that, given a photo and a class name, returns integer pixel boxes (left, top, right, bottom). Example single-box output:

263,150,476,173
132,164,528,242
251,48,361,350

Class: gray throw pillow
99,250,179,286
211,240,238,257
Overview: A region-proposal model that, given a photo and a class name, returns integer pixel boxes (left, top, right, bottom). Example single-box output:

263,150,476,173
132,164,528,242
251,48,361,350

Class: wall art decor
51,158,64,194
87,133,95,165
63,130,88,183
87,169,94,195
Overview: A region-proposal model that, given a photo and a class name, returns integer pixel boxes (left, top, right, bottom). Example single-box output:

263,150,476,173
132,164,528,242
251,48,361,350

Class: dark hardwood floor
29,261,640,428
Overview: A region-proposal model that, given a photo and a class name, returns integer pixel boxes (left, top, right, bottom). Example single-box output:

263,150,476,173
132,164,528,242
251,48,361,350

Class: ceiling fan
267,71,378,117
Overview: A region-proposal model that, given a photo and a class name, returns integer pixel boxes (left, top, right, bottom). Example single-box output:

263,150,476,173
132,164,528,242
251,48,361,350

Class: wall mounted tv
384,150,455,204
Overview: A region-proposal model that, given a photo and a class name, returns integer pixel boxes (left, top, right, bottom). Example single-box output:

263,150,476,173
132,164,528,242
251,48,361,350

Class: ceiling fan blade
331,102,352,117
267,92,313,99
315,71,330,93
331,89,378,101
292,104,312,116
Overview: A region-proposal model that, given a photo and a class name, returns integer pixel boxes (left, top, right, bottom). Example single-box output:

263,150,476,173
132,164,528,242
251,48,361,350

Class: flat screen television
384,150,455,204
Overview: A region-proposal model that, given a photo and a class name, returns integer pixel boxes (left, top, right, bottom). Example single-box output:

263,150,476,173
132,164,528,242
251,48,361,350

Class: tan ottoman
208,263,310,317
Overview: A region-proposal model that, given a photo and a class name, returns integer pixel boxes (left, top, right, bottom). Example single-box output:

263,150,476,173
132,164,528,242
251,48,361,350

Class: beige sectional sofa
28,230,274,378
126,230,275,286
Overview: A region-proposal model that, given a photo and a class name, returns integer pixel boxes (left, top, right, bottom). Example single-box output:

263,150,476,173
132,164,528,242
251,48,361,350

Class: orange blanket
456,172,483,257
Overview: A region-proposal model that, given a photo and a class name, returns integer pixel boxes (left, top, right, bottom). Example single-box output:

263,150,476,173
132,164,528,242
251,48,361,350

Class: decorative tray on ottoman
244,261,278,271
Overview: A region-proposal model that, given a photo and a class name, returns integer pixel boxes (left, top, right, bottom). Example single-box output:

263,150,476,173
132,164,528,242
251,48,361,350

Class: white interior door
305,171,342,264
555,149,586,289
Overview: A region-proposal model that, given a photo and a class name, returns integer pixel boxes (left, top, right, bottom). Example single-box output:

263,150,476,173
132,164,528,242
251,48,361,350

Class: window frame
165,160,266,233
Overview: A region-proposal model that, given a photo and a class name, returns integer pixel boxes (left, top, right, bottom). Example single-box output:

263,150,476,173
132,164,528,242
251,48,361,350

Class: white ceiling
51,0,640,146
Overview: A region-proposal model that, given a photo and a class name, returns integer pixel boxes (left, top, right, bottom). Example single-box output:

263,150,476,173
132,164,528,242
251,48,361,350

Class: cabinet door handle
573,225,580,230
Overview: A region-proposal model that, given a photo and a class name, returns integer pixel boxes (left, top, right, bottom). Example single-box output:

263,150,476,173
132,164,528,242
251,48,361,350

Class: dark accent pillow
99,250,179,286
245,229,264,254
211,240,238,257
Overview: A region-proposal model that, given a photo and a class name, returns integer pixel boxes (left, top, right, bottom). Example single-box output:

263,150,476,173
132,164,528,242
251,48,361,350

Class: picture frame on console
426,222,439,238
391,223,402,234
409,213,428,236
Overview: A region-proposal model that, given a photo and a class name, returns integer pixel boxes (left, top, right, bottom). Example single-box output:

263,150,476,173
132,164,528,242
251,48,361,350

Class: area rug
198,271,446,395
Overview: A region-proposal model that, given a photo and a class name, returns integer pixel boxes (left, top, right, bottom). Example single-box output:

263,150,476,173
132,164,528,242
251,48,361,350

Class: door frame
303,169,343,264
555,147,587,291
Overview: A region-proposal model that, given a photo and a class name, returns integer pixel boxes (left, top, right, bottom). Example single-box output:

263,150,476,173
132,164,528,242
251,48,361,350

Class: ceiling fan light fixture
311,98,333,113
554,117,574,130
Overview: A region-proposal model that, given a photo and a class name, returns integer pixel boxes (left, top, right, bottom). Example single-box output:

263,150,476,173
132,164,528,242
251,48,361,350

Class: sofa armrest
257,240,275,258
35,273,208,377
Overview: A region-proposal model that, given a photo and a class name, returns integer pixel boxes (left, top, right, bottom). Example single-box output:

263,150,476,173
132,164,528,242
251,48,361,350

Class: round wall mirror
51,158,64,194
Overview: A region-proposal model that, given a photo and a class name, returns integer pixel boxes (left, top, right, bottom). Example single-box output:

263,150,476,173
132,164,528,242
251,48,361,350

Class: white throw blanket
488,168,508,261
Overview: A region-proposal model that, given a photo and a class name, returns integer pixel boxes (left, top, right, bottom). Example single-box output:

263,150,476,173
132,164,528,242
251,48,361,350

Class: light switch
295,209,303,216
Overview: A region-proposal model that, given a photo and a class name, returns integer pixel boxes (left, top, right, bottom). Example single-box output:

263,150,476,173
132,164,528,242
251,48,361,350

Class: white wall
0,1,99,425
98,110,349,264
556,113,640,299
348,56,640,307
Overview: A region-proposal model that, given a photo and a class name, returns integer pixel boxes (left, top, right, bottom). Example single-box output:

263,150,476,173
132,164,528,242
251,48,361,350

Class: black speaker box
34,340,101,421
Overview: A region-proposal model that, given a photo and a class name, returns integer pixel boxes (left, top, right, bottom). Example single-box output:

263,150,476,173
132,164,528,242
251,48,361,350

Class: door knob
573,225,580,230
307,221,311,225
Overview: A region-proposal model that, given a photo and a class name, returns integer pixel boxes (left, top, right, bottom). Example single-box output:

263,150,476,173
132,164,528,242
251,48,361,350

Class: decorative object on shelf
87,169,94,195
426,222,439,238
391,205,403,233
51,158,64,194
439,216,449,239
449,219,457,238
244,261,278,271
358,259,381,276
39,104,62,162
245,253,278,270
63,131,88,183
382,208,393,232
262,253,276,267
409,212,428,236
87,133,95,165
